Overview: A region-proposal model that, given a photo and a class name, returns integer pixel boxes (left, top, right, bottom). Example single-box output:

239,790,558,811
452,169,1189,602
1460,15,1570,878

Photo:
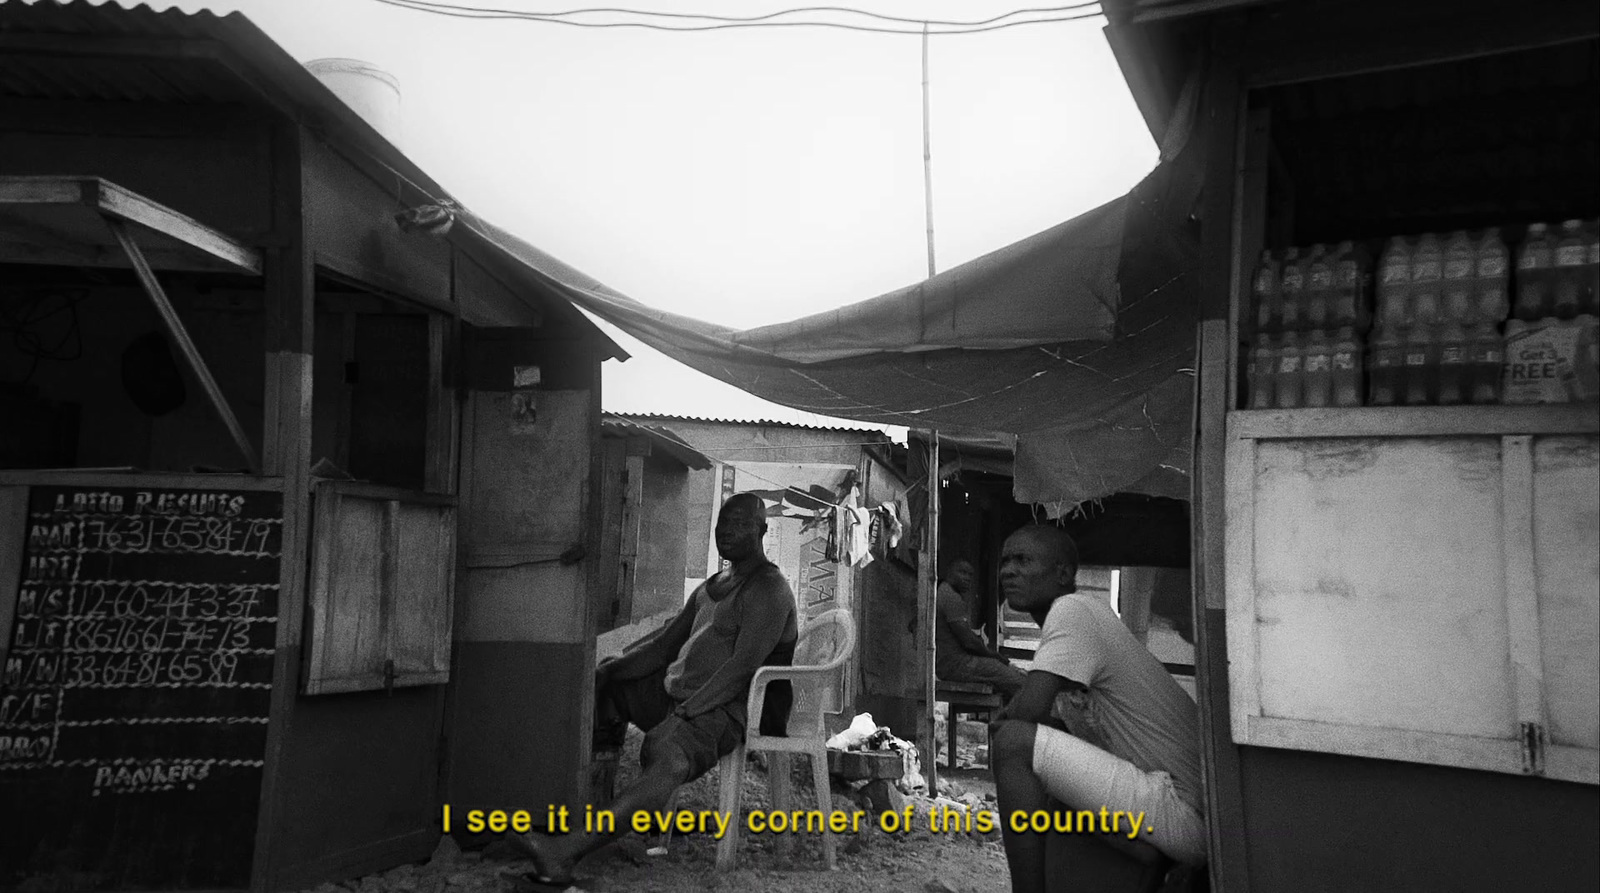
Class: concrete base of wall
1237,745,1600,892
445,640,586,848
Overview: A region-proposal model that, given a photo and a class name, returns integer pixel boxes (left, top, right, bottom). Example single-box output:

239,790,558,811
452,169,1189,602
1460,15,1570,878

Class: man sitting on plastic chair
990,525,1207,893
510,492,798,887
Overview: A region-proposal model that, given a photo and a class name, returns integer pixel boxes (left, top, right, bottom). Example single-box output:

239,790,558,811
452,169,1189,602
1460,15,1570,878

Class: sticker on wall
511,391,538,434
513,365,542,388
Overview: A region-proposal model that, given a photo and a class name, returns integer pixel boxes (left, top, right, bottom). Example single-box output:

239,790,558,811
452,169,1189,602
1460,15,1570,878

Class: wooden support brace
103,215,261,473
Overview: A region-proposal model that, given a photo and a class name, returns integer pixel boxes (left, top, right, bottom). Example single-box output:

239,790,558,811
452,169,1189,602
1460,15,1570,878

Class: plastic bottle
1302,329,1334,408
1515,222,1554,321
1248,335,1276,409
1376,238,1412,332
1410,233,1444,328
1435,322,1469,406
1467,324,1504,405
1251,250,1281,333
1500,319,1545,405
1331,326,1364,407
1330,240,1365,329
1402,325,1435,406
1305,244,1333,332
1279,247,1305,332
1369,328,1404,407
1475,227,1511,325
1553,219,1586,320
1575,314,1599,402
1274,331,1303,409
1441,230,1476,323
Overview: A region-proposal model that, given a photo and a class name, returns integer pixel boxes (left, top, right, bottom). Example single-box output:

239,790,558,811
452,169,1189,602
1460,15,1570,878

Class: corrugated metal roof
614,412,894,438
0,0,630,360
0,1,253,103
600,416,714,470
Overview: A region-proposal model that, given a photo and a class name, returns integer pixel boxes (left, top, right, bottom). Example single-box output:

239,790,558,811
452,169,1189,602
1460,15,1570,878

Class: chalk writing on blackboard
1,484,284,890
1,485,280,777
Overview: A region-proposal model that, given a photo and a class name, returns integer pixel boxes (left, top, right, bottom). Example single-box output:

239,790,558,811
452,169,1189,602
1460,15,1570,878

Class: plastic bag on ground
825,712,879,750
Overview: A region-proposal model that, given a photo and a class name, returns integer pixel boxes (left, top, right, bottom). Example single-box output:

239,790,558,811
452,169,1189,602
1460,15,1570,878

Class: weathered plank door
445,326,599,833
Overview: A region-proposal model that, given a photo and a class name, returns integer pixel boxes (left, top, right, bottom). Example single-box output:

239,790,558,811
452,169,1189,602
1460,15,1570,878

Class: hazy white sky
156,0,1158,427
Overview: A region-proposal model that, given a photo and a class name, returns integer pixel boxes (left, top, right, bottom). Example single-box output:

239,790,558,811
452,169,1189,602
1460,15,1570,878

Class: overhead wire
374,2,1103,26
367,0,1105,34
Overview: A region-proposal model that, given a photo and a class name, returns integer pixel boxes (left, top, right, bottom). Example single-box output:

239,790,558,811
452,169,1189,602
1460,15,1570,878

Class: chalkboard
0,484,282,892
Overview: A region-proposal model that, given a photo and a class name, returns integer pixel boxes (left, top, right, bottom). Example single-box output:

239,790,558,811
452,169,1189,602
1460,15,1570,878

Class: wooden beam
576,360,606,814
1229,405,1600,440
1229,107,1270,411
0,176,262,274
619,454,644,626
256,120,314,893
1242,0,1600,88
94,179,262,274
1500,436,1547,776
104,215,260,472
1191,15,1252,893
918,432,940,796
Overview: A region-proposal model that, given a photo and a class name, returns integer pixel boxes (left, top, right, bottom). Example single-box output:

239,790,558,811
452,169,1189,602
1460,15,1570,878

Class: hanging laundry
838,505,859,565
825,503,846,563
869,503,904,559
849,506,874,567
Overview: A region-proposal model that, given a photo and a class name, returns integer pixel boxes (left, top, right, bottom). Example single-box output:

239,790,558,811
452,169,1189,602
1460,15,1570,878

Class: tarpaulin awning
466,159,1202,511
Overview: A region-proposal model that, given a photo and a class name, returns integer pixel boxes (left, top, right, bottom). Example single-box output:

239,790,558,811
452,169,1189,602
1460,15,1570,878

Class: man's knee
991,720,1037,768
639,736,696,785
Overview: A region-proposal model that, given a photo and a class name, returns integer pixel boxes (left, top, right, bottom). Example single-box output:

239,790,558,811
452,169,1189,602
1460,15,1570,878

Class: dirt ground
305,720,1009,893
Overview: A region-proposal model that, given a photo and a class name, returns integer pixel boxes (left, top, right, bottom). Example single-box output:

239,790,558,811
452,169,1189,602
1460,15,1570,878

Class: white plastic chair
715,607,857,872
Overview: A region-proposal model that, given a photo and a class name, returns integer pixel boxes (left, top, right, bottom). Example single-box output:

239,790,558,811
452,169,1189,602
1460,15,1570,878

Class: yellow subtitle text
441,804,1150,841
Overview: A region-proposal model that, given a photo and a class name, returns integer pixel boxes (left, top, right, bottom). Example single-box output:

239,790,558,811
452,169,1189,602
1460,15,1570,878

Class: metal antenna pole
922,22,937,278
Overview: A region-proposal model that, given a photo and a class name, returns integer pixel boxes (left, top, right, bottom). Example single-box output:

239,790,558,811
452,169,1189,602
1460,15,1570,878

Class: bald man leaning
511,493,799,886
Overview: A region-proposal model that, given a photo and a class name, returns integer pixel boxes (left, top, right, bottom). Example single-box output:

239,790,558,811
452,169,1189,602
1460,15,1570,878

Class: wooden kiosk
0,4,622,890
1105,0,1599,889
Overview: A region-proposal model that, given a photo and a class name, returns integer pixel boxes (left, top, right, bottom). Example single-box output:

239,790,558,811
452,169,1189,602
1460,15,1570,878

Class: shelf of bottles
1243,219,1600,421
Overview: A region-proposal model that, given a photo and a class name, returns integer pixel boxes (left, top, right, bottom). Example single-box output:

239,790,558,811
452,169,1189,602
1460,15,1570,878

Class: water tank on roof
305,58,402,147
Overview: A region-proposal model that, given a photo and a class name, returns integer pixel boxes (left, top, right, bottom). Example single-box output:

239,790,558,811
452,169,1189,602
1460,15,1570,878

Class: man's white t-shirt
1032,592,1204,810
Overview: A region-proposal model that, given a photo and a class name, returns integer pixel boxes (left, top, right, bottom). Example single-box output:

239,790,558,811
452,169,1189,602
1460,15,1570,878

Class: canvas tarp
464,160,1202,511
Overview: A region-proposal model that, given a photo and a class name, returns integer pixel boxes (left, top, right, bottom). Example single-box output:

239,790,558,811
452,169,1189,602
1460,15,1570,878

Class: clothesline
724,463,909,569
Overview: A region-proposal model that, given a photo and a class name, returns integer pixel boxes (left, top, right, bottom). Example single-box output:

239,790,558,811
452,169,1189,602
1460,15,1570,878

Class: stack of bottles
1246,241,1372,409
1368,229,1510,406
1245,218,1600,409
1502,219,1600,404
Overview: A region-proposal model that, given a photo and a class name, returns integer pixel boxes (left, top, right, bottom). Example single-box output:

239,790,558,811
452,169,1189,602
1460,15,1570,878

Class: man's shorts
1032,723,1208,865
600,666,744,781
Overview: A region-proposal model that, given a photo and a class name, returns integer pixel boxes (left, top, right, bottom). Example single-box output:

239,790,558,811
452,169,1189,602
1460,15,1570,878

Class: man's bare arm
991,669,1083,730
604,596,698,681
937,586,994,657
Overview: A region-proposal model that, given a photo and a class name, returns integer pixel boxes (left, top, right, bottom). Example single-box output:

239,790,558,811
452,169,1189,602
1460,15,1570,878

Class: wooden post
254,120,314,893
1191,16,1251,893
918,430,940,796
921,23,937,279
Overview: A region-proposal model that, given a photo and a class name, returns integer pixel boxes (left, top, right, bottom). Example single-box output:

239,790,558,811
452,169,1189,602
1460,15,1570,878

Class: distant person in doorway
511,492,798,885
990,526,1206,892
936,558,1025,699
